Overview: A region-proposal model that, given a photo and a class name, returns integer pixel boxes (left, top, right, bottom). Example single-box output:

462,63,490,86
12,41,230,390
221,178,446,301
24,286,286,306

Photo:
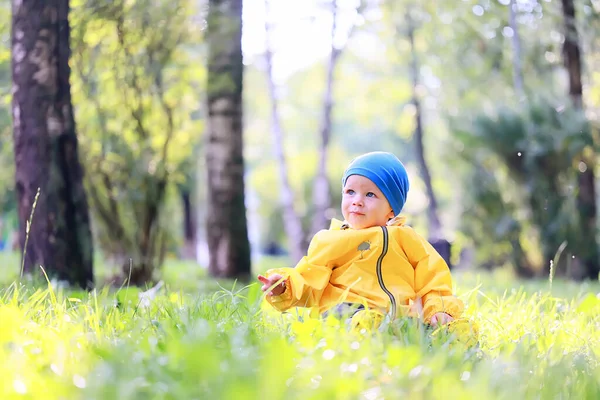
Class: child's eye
345,189,355,195
366,192,375,198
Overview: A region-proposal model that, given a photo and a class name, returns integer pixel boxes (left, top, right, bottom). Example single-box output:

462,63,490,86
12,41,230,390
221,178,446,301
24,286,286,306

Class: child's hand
257,274,286,296
430,312,454,328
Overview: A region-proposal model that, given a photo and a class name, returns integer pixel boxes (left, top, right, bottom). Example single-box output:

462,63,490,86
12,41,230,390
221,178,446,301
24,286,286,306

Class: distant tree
205,0,251,278
11,0,94,288
508,0,524,97
179,176,197,260
560,0,599,280
387,3,450,265
263,0,307,263
71,0,201,285
311,0,341,236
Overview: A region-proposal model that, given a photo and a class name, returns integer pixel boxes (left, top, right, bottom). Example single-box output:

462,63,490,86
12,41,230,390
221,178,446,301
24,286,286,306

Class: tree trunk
180,187,197,260
405,15,442,239
264,0,307,263
311,0,340,236
561,0,583,108
205,0,251,279
11,0,94,289
405,12,450,266
561,0,599,280
311,0,363,236
508,0,524,97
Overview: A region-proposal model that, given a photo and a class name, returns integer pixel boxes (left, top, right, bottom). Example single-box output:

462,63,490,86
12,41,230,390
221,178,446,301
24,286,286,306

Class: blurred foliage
451,98,594,277
248,147,349,252
239,0,600,278
69,0,204,284
0,0,599,280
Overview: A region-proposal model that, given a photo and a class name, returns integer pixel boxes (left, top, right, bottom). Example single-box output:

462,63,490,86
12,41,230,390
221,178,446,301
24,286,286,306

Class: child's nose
352,196,363,206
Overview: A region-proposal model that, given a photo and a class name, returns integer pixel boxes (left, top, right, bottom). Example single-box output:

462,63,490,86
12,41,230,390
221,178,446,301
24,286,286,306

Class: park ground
0,251,599,399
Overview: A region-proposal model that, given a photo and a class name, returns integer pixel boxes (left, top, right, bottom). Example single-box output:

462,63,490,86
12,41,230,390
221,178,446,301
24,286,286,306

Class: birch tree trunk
311,0,365,235
405,13,442,241
310,0,340,236
11,0,94,288
404,10,452,265
264,0,307,263
205,0,251,278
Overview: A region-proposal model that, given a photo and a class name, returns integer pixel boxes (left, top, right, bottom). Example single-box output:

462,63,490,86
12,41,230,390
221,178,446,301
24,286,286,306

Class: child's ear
388,210,395,219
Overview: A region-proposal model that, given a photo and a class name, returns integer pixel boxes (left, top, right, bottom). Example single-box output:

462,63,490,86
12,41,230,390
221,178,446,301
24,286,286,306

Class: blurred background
2,0,599,288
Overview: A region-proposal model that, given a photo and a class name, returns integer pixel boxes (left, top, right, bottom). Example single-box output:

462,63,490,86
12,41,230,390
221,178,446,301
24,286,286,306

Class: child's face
341,175,395,230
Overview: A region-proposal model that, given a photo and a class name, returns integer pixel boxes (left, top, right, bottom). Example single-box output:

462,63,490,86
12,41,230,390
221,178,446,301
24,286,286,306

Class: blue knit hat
342,152,410,216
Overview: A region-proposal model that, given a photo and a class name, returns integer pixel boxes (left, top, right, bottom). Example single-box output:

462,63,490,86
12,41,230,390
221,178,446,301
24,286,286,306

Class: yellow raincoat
264,217,464,324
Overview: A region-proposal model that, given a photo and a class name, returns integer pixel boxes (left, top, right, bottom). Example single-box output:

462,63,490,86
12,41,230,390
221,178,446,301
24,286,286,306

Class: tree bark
180,187,197,260
205,0,251,278
311,0,363,236
560,0,599,280
11,0,94,289
561,0,583,108
264,0,307,263
405,13,442,241
310,0,340,236
404,11,451,266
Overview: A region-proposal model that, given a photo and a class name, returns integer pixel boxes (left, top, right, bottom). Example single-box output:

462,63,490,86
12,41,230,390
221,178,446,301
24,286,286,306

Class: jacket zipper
377,226,396,319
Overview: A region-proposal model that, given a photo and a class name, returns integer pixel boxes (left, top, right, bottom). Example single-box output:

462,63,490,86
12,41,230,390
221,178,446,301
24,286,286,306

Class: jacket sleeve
403,229,464,323
263,232,334,312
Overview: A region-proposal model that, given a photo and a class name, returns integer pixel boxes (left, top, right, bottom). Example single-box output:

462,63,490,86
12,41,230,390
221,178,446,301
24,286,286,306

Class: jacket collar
329,216,407,231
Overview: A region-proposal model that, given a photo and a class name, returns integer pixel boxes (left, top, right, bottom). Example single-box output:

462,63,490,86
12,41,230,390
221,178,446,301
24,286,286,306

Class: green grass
0,253,599,399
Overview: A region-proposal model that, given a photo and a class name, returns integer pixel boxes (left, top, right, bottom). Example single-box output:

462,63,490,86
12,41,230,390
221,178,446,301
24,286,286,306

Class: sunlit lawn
0,250,599,399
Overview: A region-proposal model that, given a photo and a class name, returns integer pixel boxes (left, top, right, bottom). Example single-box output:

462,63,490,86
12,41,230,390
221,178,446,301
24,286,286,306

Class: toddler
258,152,472,335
